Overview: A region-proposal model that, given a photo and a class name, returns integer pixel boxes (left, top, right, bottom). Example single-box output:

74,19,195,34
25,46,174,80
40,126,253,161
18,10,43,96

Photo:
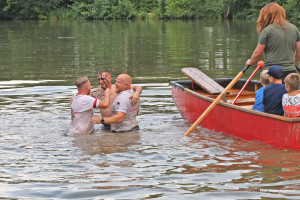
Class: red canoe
170,78,300,150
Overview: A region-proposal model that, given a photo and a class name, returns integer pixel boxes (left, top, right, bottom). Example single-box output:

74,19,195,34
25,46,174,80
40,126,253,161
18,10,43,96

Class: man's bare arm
91,111,126,124
130,85,142,105
246,44,265,66
295,41,300,64
98,89,110,108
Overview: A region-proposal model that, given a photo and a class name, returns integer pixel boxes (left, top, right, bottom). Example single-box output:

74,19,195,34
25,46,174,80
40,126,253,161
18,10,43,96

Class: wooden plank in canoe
181,67,225,94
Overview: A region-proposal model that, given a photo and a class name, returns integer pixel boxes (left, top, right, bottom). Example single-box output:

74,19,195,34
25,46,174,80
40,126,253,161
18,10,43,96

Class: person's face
115,76,125,94
98,72,111,89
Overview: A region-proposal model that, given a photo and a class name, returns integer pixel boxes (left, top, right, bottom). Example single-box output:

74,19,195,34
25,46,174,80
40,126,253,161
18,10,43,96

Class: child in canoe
253,69,270,112
282,73,300,118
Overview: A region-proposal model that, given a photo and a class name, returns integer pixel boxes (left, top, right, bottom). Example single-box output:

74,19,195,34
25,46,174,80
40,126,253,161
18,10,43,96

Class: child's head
266,65,284,83
260,70,270,86
284,73,300,92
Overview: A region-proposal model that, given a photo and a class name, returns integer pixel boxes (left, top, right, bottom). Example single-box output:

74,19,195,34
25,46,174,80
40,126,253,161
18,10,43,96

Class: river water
0,19,300,199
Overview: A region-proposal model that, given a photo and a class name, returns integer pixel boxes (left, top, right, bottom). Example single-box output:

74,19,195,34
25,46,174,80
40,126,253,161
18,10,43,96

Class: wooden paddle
184,65,251,136
232,61,264,105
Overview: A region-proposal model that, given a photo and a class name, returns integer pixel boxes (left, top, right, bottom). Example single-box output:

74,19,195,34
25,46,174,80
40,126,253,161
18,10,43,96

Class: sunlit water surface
1,20,300,199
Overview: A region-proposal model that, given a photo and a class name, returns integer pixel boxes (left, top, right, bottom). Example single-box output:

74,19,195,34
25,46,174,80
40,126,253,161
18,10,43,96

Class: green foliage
204,0,223,18
71,0,136,19
283,0,300,24
235,0,299,24
50,7,75,19
3,0,63,19
131,0,159,12
164,0,207,19
0,0,299,24
112,0,136,19
71,0,94,19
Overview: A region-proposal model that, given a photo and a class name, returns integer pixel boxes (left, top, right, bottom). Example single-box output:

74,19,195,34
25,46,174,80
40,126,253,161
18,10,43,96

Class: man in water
90,70,142,130
91,74,140,132
68,76,110,136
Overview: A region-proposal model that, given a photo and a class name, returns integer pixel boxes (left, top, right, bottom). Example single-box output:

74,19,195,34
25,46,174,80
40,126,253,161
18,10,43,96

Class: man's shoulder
72,95,96,108
75,94,95,101
119,89,134,96
116,90,132,100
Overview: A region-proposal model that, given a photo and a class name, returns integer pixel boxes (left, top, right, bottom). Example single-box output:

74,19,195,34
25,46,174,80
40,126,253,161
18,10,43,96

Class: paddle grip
242,65,250,73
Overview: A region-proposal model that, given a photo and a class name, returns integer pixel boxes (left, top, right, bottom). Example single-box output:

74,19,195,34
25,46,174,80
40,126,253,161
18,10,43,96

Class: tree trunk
224,1,231,19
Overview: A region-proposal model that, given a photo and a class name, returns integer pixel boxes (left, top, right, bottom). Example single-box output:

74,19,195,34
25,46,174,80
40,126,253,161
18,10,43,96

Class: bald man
68,76,110,136
91,74,140,132
90,69,142,130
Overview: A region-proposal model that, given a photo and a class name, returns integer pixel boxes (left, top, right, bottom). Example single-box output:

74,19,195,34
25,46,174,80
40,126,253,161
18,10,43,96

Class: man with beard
68,76,110,136
91,74,140,133
90,70,142,130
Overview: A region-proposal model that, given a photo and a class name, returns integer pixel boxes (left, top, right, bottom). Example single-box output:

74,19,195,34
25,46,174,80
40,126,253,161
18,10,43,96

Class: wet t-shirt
68,95,99,136
110,90,140,132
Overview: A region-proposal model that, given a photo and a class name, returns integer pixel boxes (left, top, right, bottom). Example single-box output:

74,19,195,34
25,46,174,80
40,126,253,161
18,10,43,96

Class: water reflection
72,131,140,156
0,19,259,84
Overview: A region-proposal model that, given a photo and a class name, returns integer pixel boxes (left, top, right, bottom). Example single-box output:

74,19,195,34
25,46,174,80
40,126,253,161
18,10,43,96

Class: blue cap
266,65,283,79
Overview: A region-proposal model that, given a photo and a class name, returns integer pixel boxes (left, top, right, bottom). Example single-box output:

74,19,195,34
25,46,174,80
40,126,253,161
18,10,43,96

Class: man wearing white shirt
68,76,110,136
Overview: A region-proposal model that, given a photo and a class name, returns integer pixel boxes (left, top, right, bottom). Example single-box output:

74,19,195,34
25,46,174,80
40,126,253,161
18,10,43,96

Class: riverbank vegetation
0,0,299,24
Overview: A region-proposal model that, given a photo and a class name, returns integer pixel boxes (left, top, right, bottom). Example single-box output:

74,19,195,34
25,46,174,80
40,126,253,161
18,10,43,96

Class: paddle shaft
296,64,300,72
231,66,261,105
184,66,250,136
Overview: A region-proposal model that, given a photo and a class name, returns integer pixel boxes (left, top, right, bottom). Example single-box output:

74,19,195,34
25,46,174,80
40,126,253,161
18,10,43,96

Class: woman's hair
256,3,287,34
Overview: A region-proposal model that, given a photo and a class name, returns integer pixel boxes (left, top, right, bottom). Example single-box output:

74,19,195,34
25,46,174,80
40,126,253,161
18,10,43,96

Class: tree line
0,0,299,24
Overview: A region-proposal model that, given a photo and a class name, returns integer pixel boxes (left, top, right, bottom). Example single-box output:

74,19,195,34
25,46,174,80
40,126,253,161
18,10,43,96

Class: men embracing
68,71,142,136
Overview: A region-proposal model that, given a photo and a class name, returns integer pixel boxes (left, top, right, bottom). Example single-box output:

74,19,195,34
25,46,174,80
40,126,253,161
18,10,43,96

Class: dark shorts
111,126,140,133
102,123,110,131
282,70,296,83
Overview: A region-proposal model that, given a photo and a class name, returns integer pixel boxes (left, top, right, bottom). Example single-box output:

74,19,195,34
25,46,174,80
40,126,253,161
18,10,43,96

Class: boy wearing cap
263,65,287,116
282,73,300,118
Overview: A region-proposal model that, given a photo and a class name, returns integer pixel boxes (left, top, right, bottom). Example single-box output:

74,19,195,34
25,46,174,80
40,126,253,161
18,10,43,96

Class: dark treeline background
0,0,299,24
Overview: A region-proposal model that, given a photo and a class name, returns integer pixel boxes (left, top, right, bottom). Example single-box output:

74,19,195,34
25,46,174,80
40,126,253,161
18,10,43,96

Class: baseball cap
266,65,283,79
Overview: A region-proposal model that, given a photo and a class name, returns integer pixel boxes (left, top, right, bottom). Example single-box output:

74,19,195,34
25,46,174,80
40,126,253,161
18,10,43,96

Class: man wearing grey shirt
91,74,140,132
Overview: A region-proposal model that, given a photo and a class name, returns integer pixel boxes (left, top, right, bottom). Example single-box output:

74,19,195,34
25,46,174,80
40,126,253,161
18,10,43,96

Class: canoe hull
171,80,300,149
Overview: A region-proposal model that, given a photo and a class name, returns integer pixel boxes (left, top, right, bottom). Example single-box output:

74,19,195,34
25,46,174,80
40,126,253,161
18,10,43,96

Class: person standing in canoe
91,74,140,133
90,69,142,130
246,2,300,81
68,76,110,136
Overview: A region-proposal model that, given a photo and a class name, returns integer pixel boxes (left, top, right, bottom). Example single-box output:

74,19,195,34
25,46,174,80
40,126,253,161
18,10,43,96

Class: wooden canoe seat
182,67,225,95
